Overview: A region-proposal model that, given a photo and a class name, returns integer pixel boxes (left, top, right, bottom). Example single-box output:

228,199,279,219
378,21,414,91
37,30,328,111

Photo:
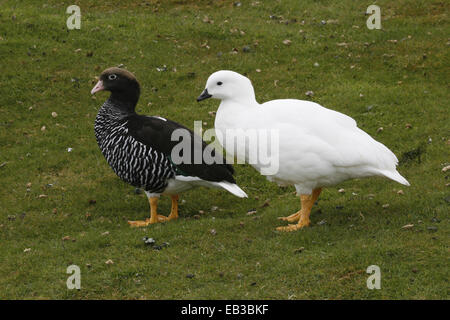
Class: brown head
91,67,140,110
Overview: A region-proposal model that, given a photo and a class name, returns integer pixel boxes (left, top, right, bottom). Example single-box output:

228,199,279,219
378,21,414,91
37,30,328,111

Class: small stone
38,194,48,199
294,247,305,254
282,39,292,45
41,125,46,132
210,229,217,236
441,165,450,172
246,209,257,215
62,236,71,241
242,45,251,53
211,206,218,211
382,204,390,209
255,69,261,73
26,182,32,188
105,259,114,265
377,127,384,133
397,190,404,195
427,226,438,232
237,273,244,279
405,123,412,129
260,199,270,208
317,219,327,225
198,210,205,215
305,90,314,97
51,112,58,118
313,62,319,67
101,231,109,236
338,188,345,193
401,224,414,229
86,263,92,268
186,273,195,279
23,248,31,253
67,147,73,152
143,237,156,245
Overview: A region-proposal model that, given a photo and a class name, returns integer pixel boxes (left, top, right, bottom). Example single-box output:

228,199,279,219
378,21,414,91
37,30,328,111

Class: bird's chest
95,117,142,171
214,105,260,161
94,114,167,188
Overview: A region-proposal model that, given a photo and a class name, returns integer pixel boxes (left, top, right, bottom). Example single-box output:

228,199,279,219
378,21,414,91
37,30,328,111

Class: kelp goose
197,70,409,232
91,67,247,227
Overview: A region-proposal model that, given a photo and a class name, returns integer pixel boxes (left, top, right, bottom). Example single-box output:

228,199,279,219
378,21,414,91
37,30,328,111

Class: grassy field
0,0,448,299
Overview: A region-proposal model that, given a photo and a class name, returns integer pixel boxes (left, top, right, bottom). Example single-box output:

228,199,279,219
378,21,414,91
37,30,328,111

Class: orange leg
128,197,169,227
277,188,322,232
167,195,179,221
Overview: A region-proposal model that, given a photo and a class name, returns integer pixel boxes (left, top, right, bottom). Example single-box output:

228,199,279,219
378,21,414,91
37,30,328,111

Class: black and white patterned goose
91,67,247,227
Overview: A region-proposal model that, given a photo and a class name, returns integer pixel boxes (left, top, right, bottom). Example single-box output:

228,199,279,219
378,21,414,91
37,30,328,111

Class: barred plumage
95,99,176,193
90,67,246,227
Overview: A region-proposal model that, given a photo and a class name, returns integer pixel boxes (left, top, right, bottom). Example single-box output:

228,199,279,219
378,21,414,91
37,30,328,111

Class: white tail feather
174,175,248,198
213,181,248,198
378,170,410,186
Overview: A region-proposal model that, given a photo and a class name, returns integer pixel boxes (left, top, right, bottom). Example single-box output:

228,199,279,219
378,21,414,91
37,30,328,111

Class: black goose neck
109,85,140,113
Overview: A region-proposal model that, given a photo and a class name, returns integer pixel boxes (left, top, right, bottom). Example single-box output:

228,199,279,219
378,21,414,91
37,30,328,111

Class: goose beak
197,89,212,102
91,80,104,94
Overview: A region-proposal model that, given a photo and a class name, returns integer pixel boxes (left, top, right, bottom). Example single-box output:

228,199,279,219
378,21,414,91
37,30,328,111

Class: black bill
197,89,212,102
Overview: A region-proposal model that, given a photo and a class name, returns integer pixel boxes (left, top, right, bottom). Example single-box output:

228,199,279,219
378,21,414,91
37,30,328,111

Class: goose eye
108,74,117,80
217,81,223,86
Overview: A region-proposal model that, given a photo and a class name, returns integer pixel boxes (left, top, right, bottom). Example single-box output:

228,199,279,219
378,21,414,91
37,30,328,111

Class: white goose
197,70,409,232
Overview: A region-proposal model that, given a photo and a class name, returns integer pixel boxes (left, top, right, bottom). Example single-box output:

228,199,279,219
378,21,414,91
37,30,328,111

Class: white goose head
197,70,256,105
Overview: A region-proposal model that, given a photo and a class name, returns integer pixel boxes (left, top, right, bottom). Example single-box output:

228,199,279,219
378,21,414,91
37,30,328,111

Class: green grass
0,0,448,299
